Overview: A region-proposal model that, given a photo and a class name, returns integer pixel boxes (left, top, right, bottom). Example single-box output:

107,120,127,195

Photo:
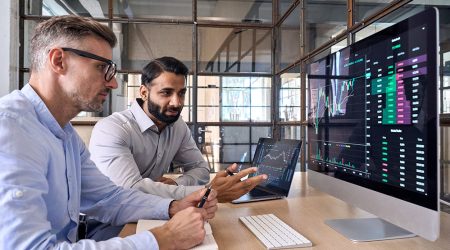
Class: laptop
232,138,302,204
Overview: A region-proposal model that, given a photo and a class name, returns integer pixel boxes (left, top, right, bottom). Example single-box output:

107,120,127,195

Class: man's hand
209,163,268,203
151,207,206,250
158,176,178,185
169,188,218,219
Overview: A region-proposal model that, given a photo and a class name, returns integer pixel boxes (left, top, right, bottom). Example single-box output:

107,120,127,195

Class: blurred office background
0,0,448,207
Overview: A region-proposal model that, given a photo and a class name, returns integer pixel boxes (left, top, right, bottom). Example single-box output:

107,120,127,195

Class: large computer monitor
307,8,439,241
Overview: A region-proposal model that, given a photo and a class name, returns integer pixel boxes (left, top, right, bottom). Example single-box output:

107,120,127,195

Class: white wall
0,0,19,97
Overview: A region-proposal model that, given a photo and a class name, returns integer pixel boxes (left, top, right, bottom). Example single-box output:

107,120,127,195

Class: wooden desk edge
119,223,137,237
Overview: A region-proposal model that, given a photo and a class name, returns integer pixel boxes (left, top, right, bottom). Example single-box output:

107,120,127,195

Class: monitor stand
325,218,416,242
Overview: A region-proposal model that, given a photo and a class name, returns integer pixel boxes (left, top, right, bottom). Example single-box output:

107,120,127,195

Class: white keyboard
239,214,312,249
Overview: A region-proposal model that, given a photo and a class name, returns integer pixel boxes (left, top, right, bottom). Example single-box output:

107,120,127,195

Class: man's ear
139,85,149,100
48,48,66,75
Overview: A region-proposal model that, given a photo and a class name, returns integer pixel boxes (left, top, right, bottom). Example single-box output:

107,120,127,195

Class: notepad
136,219,218,250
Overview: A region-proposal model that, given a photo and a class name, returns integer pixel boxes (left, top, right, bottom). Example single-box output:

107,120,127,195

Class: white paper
136,219,218,250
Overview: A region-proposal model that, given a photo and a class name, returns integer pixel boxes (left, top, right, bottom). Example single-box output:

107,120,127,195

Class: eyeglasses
61,47,117,82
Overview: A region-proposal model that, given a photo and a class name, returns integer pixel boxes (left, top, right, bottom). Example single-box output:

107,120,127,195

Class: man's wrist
150,225,175,250
168,200,178,218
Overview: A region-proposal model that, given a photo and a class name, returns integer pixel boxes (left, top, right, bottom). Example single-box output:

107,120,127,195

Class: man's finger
228,163,238,172
194,188,209,201
224,163,238,177
239,175,267,191
214,170,228,178
234,167,258,179
215,163,238,178
195,207,208,220
206,189,217,201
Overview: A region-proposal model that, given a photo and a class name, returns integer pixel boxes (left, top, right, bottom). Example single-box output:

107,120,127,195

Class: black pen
197,187,212,208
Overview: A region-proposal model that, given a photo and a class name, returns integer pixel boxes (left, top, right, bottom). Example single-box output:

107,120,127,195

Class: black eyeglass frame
61,47,117,82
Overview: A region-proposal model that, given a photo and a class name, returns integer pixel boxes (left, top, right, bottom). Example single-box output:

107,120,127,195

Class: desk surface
120,172,450,249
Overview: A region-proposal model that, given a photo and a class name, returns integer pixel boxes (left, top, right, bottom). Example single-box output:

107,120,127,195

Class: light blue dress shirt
0,84,172,249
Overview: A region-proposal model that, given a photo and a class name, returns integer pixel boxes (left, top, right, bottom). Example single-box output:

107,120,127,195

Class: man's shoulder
0,91,45,144
96,109,134,127
93,109,139,137
0,90,33,119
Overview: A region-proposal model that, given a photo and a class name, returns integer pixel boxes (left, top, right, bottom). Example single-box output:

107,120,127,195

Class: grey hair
30,15,117,72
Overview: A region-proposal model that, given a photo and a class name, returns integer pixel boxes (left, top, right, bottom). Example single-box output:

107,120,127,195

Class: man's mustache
166,107,181,113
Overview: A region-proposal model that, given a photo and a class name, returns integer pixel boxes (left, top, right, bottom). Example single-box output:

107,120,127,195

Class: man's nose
106,76,118,89
170,95,182,107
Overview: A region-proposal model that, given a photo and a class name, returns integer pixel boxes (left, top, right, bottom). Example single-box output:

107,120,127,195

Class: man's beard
147,99,182,124
72,89,109,113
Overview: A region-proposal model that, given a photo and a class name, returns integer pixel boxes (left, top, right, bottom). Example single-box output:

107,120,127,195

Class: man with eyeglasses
61,47,117,82
0,15,218,249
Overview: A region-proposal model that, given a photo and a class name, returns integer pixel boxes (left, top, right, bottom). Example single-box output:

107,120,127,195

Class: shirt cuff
184,185,203,196
160,198,173,220
125,231,159,250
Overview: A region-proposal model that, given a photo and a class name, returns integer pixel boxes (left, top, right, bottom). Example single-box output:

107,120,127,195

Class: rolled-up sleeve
172,124,210,186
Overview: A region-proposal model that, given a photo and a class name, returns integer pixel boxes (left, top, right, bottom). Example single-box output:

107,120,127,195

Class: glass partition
118,23,193,70
355,0,391,23
198,76,220,122
221,76,271,122
197,0,272,24
279,72,301,122
112,0,192,20
305,0,347,53
198,27,272,73
279,4,301,72
23,20,38,69
25,0,109,17
278,0,296,21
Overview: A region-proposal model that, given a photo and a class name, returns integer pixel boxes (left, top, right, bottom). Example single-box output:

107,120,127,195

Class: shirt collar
131,98,158,133
21,84,74,140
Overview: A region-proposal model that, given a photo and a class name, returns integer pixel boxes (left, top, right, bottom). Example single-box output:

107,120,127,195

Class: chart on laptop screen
253,139,301,189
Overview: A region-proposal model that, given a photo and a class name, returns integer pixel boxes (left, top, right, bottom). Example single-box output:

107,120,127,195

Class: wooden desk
120,173,450,249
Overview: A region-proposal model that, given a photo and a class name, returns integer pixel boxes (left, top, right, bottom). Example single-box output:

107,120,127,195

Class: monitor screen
307,8,439,241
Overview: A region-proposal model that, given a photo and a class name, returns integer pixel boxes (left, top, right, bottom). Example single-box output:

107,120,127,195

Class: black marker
197,187,212,208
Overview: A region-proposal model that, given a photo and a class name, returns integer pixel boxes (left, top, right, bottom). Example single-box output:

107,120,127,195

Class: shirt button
15,190,24,198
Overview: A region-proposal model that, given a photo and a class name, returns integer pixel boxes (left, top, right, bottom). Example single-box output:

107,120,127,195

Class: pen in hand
197,187,212,208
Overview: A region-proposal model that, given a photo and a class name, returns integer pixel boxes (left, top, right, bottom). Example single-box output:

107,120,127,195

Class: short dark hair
141,57,189,86
30,15,117,72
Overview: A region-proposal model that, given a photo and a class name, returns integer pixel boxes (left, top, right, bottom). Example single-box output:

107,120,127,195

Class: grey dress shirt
89,99,210,200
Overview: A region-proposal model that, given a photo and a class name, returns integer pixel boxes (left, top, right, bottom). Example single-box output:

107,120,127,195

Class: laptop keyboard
239,214,312,249
249,188,274,196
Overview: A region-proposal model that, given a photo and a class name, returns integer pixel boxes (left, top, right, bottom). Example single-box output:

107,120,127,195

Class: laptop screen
251,138,302,195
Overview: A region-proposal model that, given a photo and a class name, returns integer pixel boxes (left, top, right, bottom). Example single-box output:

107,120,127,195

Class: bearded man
89,57,266,203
